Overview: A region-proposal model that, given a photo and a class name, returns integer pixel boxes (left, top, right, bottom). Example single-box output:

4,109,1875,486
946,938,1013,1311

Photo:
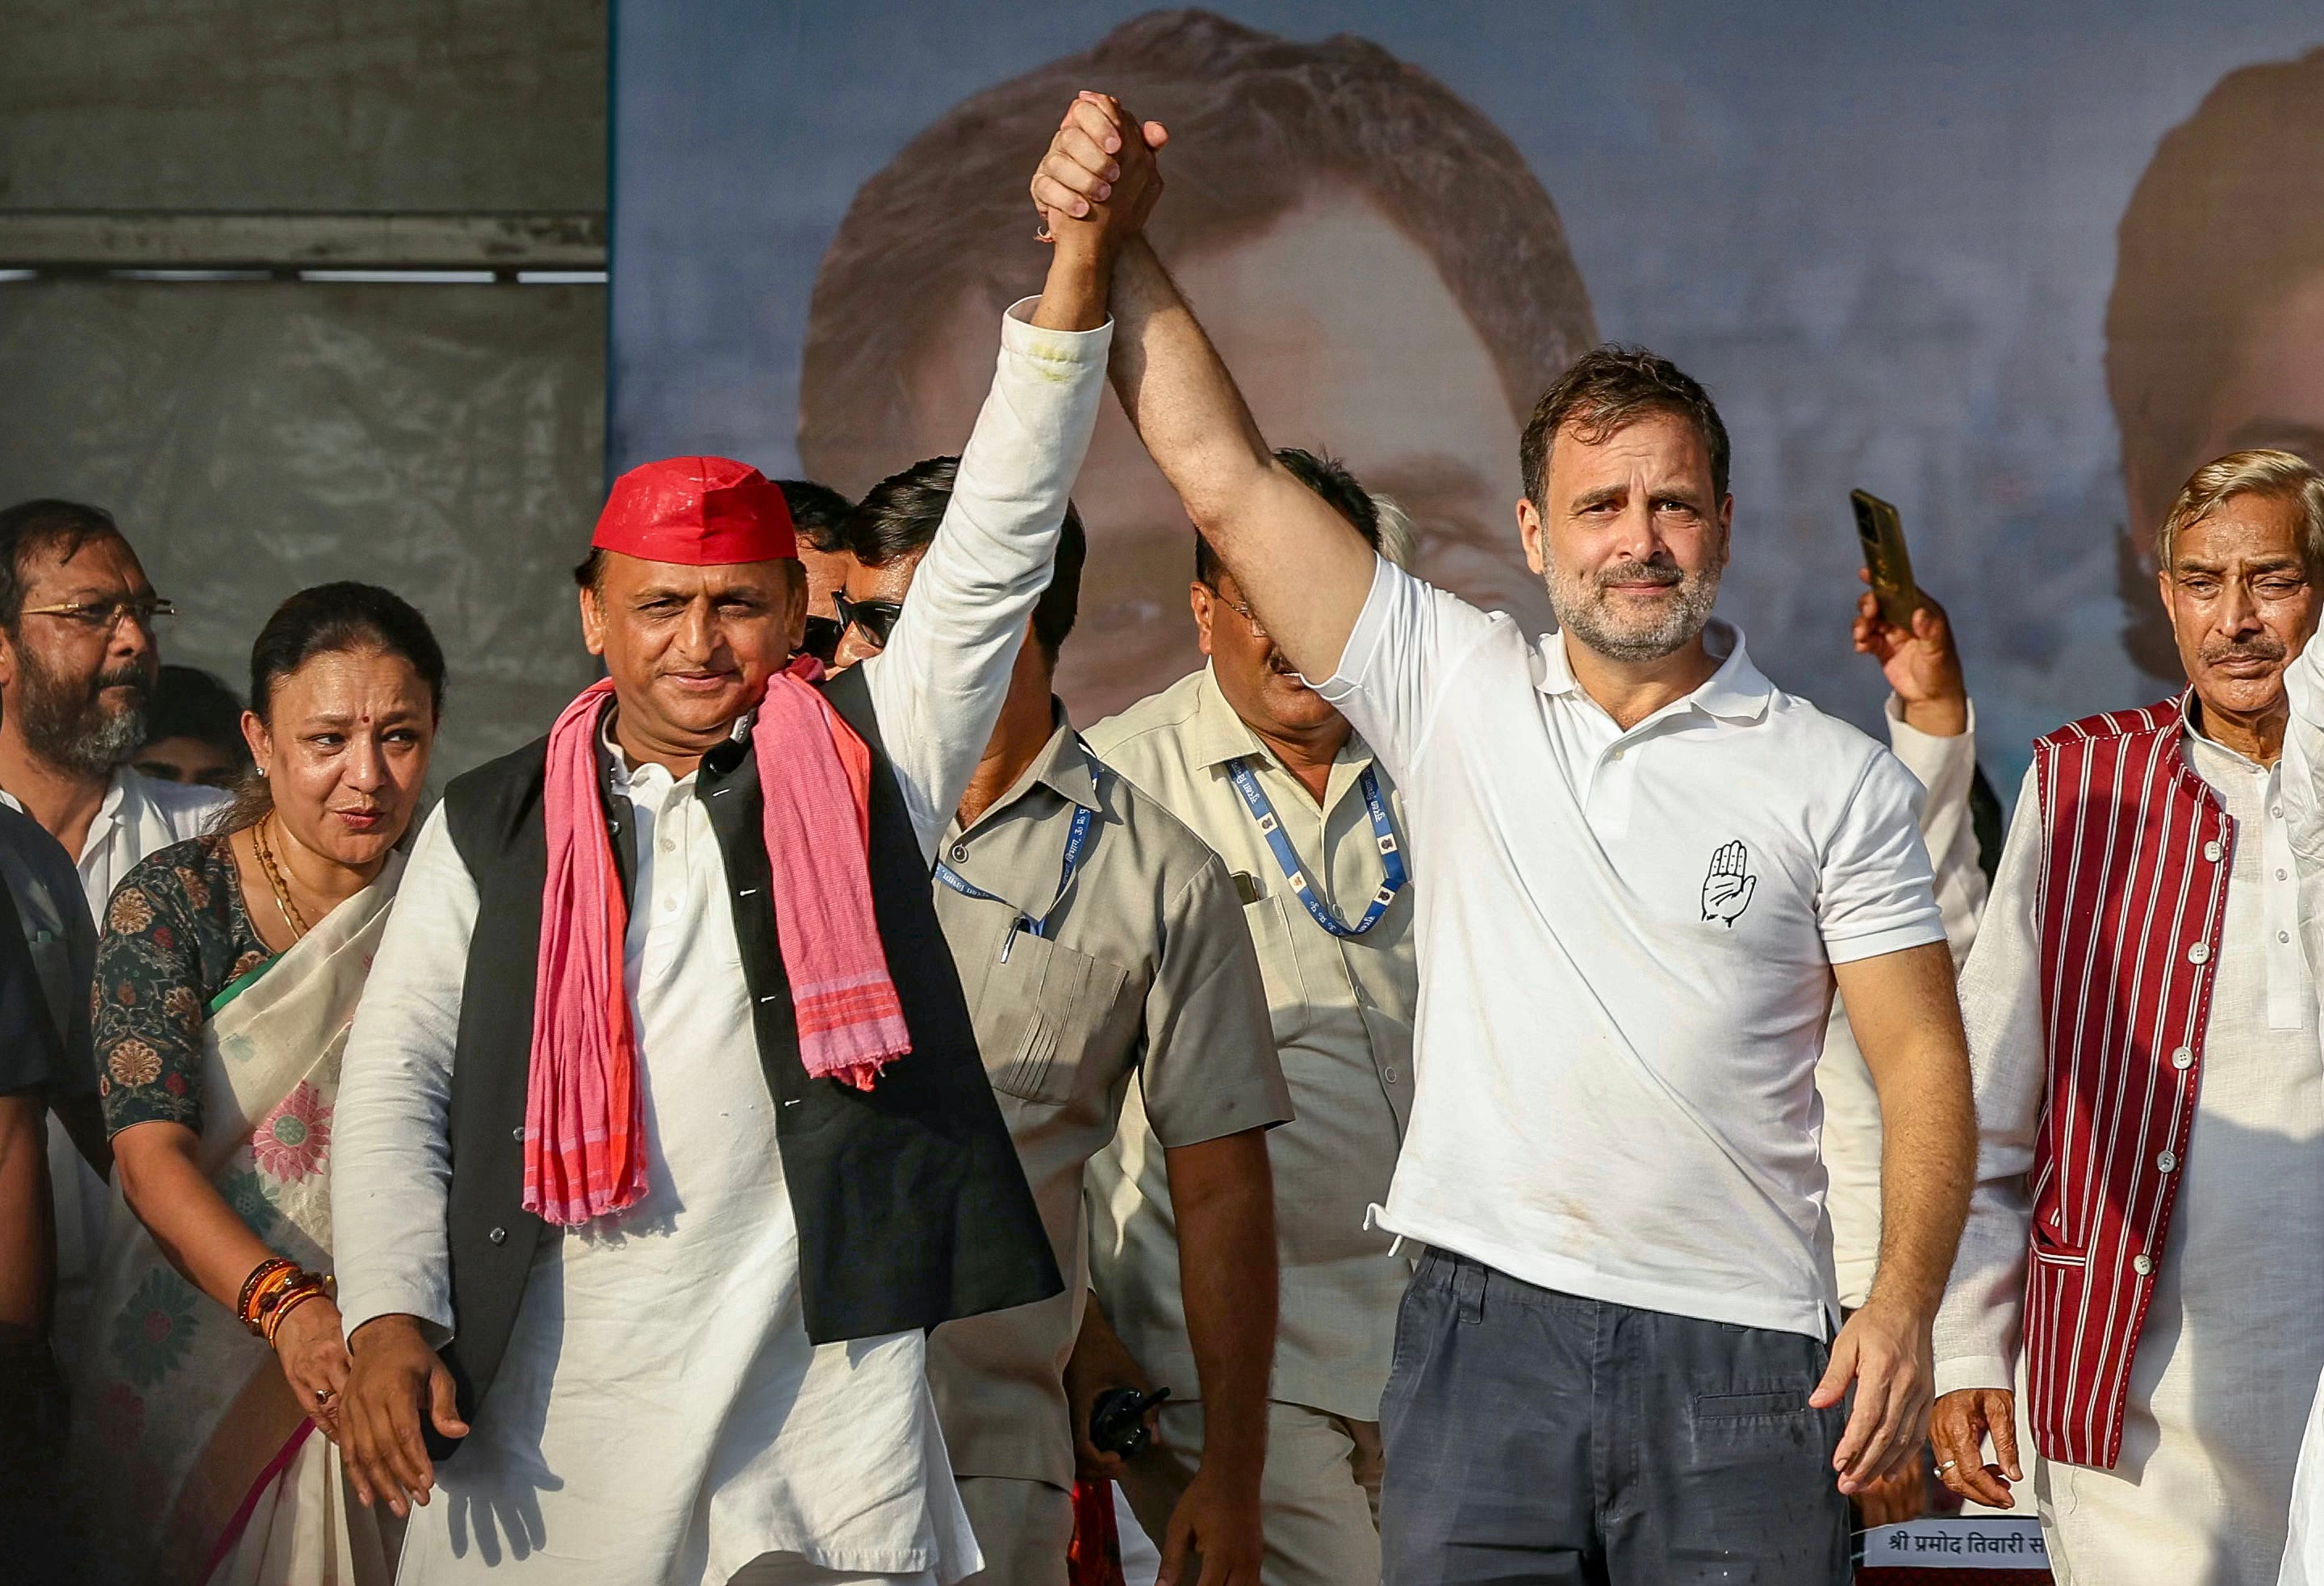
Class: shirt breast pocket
1239,893,1315,1044
985,933,1132,1107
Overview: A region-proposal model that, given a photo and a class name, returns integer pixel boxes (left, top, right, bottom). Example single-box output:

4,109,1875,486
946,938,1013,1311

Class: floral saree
69,853,404,1585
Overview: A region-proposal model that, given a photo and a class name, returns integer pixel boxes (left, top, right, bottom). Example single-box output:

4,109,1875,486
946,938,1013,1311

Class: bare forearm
1107,238,1273,526
1834,940,1976,1316
1866,1041,1975,1316
1108,236,1375,677
1166,1132,1277,1480
1031,236,1113,333
115,1124,280,1312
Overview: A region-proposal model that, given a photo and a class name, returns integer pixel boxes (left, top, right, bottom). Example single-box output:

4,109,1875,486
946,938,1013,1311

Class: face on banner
902,187,1540,715
795,9,1596,722
2108,46,2324,678
618,6,2324,767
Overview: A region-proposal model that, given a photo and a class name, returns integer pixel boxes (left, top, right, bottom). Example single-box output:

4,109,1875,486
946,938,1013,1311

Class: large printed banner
612,2,2324,789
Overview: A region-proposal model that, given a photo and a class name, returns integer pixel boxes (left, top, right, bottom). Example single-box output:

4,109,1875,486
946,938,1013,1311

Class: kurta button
488,1227,508,1245
2157,1150,2177,1172
2187,942,2210,965
2204,840,2223,861
2132,1253,2154,1276
2171,1046,2194,1069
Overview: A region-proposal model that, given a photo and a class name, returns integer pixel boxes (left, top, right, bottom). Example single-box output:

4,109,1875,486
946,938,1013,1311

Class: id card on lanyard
1227,758,1405,937
934,802,1094,960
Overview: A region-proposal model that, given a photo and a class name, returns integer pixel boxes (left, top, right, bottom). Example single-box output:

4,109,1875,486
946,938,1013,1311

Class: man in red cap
326,128,1158,1584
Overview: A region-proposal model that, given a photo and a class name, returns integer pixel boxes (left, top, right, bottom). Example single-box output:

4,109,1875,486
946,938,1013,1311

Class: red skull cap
591,457,797,565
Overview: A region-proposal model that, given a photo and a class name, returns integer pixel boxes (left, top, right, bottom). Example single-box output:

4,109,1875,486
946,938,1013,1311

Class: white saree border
66,852,406,1586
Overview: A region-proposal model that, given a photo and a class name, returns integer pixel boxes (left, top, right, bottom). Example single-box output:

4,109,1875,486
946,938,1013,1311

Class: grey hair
2156,448,2324,571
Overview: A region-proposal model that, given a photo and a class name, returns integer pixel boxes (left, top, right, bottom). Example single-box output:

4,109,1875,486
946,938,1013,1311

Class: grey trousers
1378,1249,1850,1585
954,1475,1074,1586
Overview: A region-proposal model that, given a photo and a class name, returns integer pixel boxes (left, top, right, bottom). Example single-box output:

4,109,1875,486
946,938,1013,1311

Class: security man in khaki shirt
834,457,1292,1586
1082,451,1417,1586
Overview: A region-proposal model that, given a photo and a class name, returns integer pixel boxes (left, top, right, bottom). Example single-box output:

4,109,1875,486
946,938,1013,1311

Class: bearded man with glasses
0,497,226,1395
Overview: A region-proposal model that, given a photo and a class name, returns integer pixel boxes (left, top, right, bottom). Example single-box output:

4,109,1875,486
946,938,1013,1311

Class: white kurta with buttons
1938,730,2323,1586
376,760,976,1584
331,299,1114,1584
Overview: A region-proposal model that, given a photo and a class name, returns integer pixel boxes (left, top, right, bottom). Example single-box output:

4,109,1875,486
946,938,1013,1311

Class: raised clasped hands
1031,90,1169,256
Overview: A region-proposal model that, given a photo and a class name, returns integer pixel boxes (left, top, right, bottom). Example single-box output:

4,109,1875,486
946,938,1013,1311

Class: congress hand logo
1702,839,1758,927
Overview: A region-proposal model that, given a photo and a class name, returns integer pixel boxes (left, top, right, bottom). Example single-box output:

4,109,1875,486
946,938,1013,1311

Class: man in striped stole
1932,450,2324,1584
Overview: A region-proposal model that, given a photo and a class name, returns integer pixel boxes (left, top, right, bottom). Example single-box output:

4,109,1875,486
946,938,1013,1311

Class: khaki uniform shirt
1085,665,1417,1422
926,705,1289,1488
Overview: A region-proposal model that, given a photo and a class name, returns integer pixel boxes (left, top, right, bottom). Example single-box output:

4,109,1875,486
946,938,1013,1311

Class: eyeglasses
1215,595,1267,638
799,614,844,664
834,592,905,650
19,596,178,634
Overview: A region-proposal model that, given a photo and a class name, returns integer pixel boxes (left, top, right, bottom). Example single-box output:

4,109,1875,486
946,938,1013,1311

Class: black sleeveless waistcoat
432,665,1060,1442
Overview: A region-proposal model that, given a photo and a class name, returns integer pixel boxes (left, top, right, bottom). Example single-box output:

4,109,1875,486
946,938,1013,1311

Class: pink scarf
522,662,912,1226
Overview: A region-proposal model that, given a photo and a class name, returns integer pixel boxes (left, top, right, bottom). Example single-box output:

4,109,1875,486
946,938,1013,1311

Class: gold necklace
252,814,311,941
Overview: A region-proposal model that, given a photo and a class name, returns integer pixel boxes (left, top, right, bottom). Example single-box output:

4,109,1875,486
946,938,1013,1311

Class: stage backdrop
611,2,2324,793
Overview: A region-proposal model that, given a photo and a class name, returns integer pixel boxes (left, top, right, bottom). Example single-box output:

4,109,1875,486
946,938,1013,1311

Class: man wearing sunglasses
780,478,856,666
0,499,226,1413
837,458,1290,1586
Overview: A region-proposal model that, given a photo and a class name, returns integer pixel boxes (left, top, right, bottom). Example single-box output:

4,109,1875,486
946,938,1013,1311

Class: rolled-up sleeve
1137,856,1293,1148
863,299,1113,859
332,806,475,1345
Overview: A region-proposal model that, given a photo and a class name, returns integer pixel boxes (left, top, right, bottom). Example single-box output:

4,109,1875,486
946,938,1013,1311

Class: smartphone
1850,489,1922,630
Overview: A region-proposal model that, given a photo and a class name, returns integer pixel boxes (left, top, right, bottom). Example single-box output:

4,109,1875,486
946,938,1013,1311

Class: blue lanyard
1227,759,1405,938
934,803,1093,959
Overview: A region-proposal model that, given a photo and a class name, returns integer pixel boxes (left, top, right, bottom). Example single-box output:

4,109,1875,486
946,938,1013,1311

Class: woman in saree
69,582,445,1584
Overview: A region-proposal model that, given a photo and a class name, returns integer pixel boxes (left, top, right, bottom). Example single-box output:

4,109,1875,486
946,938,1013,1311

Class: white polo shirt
1320,559,1945,1337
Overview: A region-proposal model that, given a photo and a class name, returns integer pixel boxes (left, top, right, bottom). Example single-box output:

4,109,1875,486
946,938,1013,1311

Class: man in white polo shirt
1034,92,1975,1583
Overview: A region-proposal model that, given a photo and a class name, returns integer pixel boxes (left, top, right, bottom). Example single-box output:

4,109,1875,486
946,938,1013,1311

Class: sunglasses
834,592,905,650
799,614,844,663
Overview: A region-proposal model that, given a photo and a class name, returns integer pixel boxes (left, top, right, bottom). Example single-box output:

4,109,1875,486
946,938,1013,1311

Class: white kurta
1937,729,2324,1586
2270,643,2324,1585
377,769,976,1583
331,299,1111,1585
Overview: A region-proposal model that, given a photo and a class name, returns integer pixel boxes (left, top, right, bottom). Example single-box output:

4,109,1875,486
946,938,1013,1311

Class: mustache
2200,635,2288,667
1595,558,1684,591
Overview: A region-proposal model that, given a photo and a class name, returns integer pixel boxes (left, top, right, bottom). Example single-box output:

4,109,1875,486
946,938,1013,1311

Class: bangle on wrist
263,1283,328,1348
239,1259,333,1341
236,1257,295,1329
